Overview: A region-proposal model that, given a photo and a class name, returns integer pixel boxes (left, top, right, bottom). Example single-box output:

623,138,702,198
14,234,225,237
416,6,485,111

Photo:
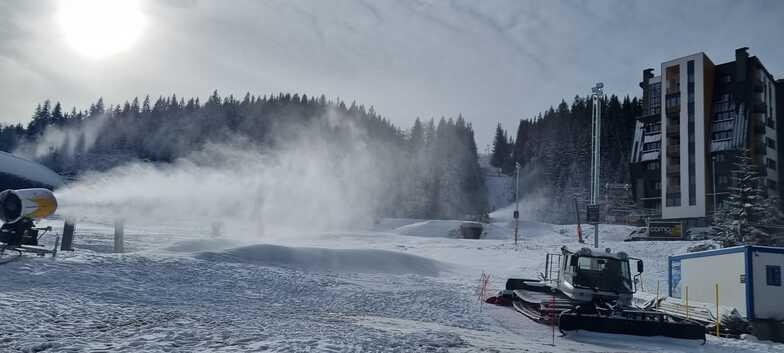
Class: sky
1,0,783,148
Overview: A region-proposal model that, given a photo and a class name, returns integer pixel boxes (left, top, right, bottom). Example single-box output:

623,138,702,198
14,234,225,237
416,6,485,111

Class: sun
55,0,146,59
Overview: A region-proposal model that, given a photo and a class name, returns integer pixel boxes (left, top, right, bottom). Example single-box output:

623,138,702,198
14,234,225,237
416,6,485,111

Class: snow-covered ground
2,211,783,352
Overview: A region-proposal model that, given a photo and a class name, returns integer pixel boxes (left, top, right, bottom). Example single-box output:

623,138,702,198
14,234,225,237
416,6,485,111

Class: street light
590,82,604,248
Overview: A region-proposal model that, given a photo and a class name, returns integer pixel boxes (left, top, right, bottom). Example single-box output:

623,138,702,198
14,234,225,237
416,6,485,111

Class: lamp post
590,82,604,248
514,162,521,246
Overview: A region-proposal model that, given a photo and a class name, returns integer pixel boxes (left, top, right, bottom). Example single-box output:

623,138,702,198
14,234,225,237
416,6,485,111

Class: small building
668,245,784,321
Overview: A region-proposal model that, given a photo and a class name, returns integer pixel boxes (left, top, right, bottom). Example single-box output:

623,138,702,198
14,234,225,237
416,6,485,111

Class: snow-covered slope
0,151,63,189
0,216,780,352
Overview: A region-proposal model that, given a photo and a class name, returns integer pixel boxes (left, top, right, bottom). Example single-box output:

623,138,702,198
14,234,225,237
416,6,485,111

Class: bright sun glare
56,0,146,59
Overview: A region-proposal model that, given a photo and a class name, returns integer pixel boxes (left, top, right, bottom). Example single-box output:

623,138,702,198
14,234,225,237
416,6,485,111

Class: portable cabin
668,245,784,321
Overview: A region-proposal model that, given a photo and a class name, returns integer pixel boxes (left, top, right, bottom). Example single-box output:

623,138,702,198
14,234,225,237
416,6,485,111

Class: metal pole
61,218,76,251
712,156,718,216
591,96,597,204
514,162,520,246
574,197,583,243
590,83,603,249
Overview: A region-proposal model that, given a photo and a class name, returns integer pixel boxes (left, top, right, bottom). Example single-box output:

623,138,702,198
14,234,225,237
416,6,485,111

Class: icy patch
196,244,444,276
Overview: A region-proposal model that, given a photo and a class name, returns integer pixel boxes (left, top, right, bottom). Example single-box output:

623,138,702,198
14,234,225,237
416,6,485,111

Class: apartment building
630,48,782,225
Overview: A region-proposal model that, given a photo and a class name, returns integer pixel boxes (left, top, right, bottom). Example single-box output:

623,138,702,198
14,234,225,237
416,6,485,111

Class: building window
666,95,680,110
647,161,660,170
644,122,661,134
767,265,782,287
768,158,777,171
713,130,732,141
643,141,661,151
655,182,661,190
767,137,776,149
718,175,729,185
768,179,777,191
715,111,734,122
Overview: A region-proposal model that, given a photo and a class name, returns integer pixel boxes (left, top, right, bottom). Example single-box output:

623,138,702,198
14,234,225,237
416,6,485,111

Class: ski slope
0,151,64,188
1,214,782,352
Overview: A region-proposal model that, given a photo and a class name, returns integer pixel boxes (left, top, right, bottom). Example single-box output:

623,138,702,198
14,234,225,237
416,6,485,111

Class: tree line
0,92,487,220
490,95,641,223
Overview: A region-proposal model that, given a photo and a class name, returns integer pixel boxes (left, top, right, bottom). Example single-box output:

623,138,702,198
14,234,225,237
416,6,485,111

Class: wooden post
113,219,124,253
61,218,75,251
715,283,720,337
685,286,690,319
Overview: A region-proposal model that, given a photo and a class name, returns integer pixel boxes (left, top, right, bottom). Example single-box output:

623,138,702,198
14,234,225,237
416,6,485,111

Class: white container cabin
668,245,784,321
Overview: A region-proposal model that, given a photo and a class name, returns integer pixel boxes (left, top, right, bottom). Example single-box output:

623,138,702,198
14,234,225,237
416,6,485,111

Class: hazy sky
1,0,783,147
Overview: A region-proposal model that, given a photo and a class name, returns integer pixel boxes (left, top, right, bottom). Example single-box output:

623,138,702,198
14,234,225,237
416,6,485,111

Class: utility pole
590,82,604,248
514,162,521,246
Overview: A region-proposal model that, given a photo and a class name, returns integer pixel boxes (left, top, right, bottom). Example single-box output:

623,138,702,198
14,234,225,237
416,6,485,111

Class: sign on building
648,221,683,239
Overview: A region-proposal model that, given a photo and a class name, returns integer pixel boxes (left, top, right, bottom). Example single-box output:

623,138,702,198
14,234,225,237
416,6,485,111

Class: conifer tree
713,149,772,246
490,123,509,171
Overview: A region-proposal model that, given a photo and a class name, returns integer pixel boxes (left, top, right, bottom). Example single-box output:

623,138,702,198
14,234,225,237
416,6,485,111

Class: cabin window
767,265,782,287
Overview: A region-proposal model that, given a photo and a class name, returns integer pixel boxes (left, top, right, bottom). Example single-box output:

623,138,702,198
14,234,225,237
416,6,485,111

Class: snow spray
53,125,396,236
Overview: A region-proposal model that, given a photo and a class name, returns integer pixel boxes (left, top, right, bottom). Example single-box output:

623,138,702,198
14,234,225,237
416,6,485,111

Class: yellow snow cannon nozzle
0,188,58,223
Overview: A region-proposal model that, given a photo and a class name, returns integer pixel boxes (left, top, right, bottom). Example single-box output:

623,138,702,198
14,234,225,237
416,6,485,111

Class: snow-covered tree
490,123,510,172
713,149,780,246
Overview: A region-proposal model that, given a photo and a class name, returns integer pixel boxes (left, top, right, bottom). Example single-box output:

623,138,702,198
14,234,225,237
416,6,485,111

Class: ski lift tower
589,82,604,248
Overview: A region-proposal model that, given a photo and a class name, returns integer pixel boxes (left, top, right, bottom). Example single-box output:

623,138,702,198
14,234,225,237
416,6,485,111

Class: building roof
671,245,784,261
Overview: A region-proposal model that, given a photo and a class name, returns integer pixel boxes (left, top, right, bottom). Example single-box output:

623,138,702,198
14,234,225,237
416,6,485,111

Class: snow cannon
0,188,58,223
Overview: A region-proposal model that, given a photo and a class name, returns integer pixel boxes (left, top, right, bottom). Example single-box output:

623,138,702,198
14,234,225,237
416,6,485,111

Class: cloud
0,0,783,147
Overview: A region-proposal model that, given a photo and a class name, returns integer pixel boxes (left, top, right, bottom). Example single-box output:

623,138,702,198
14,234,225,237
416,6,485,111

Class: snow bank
196,244,443,276
392,220,463,238
371,218,423,232
384,218,559,241
0,151,63,188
